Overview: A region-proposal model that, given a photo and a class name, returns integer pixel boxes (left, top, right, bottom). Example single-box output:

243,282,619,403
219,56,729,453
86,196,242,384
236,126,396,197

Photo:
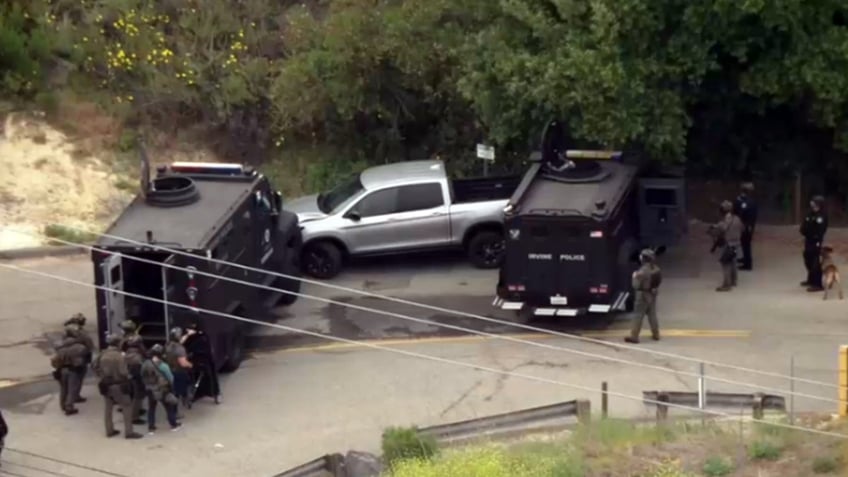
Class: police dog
821,246,843,300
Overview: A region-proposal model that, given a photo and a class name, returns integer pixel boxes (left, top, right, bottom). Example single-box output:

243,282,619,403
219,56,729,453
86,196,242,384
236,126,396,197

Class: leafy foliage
381,426,439,468
702,456,734,476
3,0,848,176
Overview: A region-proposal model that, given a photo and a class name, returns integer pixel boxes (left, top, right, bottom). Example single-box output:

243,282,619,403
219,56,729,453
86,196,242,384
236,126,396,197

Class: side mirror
345,211,361,222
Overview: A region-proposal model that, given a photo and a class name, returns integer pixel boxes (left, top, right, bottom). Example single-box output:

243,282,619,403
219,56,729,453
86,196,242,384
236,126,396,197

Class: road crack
440,379,484,417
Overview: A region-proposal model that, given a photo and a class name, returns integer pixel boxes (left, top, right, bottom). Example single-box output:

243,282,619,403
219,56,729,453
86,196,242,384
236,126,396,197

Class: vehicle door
339,186,402,254
160,254,179,340
252,189,275,266
101,252,126,335
521,218,603,306
637,178,686,248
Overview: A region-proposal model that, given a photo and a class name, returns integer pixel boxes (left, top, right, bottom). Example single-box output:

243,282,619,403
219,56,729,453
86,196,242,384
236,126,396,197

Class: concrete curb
0,245,87,260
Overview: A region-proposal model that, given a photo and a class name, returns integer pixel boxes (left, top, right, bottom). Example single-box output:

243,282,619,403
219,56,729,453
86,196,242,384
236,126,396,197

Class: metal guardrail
271,453,343,477
643,391,786,420
418,399,590,444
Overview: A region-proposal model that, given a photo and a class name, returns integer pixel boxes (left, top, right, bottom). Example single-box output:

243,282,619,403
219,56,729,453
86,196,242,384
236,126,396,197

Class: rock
343,451,382,477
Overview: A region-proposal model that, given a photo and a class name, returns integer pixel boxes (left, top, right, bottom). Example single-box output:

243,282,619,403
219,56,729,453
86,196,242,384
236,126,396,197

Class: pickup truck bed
452,176,523,204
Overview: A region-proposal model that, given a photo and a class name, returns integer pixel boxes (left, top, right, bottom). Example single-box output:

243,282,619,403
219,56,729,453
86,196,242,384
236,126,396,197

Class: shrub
647,459,696,477
702,456,733,476
748,440,781,461
387,445,581,477
812,456,841,474
381,426,438,468
43,224,96,244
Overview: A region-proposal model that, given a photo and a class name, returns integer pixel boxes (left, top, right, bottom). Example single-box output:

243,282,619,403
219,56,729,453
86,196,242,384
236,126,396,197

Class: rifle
707,224,726,253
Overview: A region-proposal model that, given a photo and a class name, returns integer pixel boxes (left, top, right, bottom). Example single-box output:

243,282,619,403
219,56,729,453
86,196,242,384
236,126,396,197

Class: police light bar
169,162,244,175
564,150,622,160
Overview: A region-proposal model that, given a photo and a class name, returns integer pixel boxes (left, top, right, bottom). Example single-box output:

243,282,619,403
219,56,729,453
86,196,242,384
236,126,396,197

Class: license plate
550,296,568,305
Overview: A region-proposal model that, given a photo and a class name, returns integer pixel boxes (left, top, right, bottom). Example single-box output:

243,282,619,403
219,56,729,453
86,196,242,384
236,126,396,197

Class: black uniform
0,409,7,465
733,193,757,270
801,209,828,289
183,330,220,404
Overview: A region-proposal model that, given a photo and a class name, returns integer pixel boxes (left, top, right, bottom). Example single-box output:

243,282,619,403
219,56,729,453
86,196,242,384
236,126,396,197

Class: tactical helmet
639,249,656,263
65,313,86,326
741,182,754,192
119,320,137,332
811,195,825,207
170,327,183,340
105,333,122,346
720,200,733,212
149,344,164,357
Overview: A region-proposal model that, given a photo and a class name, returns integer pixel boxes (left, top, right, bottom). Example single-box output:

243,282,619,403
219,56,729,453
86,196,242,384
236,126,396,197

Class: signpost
476,143,495,176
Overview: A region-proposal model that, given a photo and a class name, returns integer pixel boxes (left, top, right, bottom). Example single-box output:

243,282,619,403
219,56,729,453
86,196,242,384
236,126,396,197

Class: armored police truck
92,149,302,372
493,120,686,319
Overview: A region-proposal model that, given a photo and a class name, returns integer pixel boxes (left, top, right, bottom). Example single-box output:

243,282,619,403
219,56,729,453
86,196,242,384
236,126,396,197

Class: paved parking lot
0,225,847,476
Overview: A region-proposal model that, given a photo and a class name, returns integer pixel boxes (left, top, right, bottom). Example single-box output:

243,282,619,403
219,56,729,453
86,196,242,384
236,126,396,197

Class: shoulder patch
817,217,823,224
741,203,747,208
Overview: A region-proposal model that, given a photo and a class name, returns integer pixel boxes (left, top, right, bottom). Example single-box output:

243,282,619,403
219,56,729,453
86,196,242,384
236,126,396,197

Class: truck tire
302,241,343,279
466,230,505,269
220,331,245,374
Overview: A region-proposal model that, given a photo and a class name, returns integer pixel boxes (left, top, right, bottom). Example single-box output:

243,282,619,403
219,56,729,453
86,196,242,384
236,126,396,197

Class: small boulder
344,451,382,477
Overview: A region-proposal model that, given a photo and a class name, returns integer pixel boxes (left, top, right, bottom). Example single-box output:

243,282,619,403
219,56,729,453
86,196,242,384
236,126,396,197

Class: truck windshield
317,174,365,214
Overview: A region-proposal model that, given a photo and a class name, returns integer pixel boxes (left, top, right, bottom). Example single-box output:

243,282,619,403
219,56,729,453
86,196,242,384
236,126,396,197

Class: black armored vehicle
493,120,686,319
92,149,302,372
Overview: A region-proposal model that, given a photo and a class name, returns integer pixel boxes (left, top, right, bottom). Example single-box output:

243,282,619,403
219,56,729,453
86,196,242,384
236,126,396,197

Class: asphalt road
1,225,847,476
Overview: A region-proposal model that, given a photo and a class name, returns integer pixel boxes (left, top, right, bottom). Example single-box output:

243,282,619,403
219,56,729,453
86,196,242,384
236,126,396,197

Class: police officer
733,183,757,271
183,320,221,404
50,325,88,415
123,335,147,423
166,327,193,408
93,334,142,439
711,200,743,292
801,195,828,292
625,249,661,344
64,313,94,403
141,344,181,432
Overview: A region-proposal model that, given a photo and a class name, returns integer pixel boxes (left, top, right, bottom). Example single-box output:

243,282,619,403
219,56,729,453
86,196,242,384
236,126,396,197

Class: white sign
476,144,495,161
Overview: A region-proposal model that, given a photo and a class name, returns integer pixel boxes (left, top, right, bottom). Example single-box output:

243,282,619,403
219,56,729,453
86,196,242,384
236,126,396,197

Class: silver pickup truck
284,160,521,278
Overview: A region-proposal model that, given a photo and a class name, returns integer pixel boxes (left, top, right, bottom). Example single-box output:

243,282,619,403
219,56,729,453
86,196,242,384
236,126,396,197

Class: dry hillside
0,110,219,250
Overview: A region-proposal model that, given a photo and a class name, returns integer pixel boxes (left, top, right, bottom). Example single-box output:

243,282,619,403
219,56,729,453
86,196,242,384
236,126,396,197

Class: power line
1,261,846,441
1,448,128,477
18,234,844,406
50,224,842,391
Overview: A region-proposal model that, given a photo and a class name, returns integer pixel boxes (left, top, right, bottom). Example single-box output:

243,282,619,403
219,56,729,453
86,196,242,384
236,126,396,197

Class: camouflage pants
59,368,81,412
629,292,659,340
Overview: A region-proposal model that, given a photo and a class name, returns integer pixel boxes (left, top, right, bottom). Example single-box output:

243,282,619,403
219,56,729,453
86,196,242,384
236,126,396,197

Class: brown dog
821,246,843,300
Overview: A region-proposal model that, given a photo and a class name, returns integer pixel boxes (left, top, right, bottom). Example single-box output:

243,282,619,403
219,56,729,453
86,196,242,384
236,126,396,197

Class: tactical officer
166,327,193,408
119,319,144,352
801,195,828,292
711,200,743,291
183,320,221,404
64,313,94,403
625,249,662,344
123,335,147,423
50,325,88,415
733,183,758,270
141,344,181,432
93,334,142,439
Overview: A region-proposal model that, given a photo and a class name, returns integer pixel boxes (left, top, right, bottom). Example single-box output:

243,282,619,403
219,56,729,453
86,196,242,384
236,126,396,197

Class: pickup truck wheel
467,231,505,269
302,241,343,279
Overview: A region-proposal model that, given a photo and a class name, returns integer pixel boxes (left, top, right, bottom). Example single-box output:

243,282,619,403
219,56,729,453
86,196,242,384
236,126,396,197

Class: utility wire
18,233,844,406
1,448,128,477
1,261,846,441
49,224,843,390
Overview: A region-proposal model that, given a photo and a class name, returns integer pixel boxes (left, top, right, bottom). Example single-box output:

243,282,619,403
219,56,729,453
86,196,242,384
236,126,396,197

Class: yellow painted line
0,379,16,389
275,329,751,355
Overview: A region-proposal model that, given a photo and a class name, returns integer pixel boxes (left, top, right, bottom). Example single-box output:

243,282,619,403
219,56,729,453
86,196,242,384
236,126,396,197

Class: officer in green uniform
64,313,94,403
711,200,743,292
93,334,142,439
625,249,661,344
123,335,147,423
51,325,88,415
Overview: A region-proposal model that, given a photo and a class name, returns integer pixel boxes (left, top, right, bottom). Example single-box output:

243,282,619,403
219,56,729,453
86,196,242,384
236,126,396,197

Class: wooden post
839,346,848,417
656,393,669,422
601,382,609,418
752,393,764,420
576,399,591,425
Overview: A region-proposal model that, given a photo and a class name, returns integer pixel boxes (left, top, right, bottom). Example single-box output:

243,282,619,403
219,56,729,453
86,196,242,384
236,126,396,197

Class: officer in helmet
64,313,94,403
119,319,146,354
625,248,662,344
710,200,743,292
801,195,828,292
